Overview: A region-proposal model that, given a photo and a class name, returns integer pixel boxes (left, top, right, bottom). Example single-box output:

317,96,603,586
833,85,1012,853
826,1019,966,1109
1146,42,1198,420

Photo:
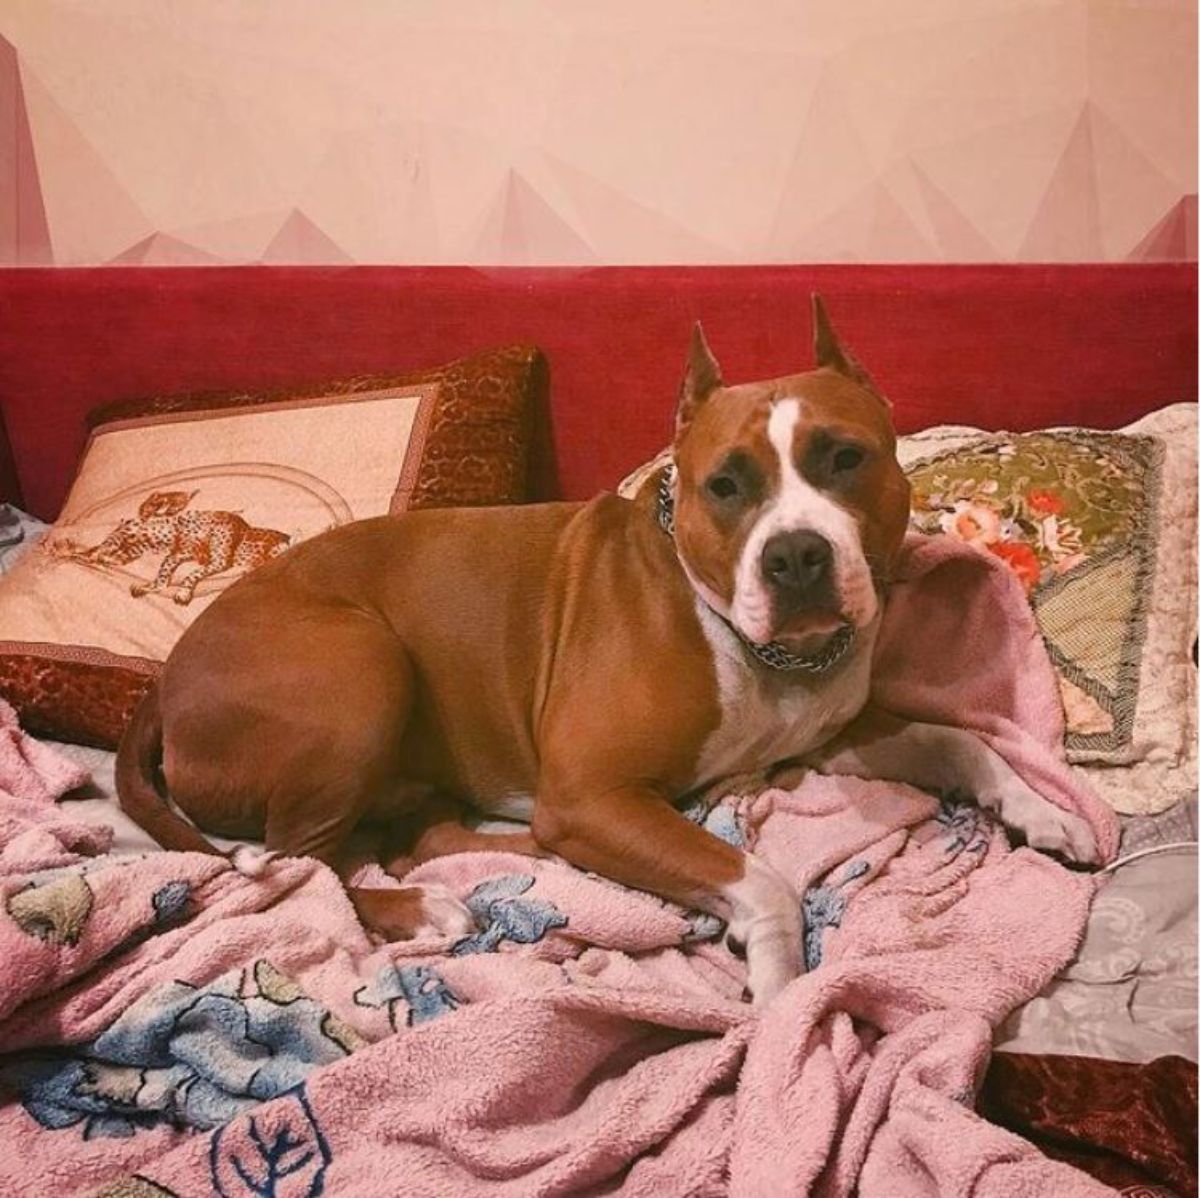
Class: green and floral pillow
899,403,1196,814
906,429,1159,742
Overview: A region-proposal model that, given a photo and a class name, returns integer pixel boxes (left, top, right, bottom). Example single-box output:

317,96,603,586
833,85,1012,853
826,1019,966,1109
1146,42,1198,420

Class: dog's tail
115,680,273,877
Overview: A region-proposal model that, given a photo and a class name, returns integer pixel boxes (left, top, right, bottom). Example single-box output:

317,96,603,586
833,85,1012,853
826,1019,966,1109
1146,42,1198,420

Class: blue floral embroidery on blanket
353,964,461,1030
451,874,568,956
936,795,991,856
802,860,870,970
209,1083,331,1198
680,798,747,849
151,881,191,924
3,961,356,1139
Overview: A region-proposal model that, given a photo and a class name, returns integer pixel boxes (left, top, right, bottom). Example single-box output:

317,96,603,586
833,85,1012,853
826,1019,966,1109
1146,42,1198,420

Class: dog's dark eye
706,475,740,501
832,446,865,473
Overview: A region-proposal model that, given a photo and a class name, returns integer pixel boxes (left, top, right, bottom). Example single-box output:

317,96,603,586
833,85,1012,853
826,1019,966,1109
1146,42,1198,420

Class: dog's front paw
744,930,803,1007
725,855,804,1007
989,783,1099,865
1016,803,1099,865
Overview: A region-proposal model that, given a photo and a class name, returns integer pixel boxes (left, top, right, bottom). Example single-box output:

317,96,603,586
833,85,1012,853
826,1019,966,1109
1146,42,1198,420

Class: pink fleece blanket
0,536,1120,1197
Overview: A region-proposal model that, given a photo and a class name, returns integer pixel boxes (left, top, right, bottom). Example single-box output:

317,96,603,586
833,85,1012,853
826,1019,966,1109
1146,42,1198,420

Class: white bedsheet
51,738,251,856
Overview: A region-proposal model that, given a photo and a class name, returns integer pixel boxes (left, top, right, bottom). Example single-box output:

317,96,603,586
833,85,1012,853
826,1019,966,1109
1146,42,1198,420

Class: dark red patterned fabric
979,1053,1198,1197
0,654,154,748
0,265,1194,519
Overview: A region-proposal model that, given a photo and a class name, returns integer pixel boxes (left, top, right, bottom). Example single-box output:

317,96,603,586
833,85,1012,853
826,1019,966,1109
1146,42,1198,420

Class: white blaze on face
729,398,877,644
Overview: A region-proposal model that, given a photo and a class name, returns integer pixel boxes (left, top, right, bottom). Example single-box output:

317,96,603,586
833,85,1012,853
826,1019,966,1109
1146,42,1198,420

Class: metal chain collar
655,461,856,675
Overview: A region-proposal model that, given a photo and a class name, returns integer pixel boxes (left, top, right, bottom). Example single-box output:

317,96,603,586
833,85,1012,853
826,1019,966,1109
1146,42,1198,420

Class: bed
0,264,1195,1197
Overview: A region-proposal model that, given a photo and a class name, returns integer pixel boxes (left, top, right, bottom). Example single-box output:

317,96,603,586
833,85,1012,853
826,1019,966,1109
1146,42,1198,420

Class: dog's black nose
761,530,832,593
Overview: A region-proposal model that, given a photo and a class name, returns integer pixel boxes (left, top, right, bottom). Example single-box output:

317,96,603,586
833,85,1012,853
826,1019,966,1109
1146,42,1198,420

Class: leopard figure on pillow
64,490,291,605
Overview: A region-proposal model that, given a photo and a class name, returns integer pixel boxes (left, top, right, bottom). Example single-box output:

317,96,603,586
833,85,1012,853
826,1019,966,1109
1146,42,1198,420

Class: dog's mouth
725,601,858,673
776,607,845,637
762,608,849,653
730,591,849,649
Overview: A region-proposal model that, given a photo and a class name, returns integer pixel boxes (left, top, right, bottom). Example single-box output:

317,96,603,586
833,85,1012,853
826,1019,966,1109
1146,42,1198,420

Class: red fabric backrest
0,264,1194,520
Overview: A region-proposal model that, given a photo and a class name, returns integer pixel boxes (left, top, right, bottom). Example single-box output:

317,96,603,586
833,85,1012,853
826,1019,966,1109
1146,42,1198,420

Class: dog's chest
690,605,873,789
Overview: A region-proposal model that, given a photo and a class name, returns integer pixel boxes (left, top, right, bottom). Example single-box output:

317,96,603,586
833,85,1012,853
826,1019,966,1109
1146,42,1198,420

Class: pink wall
1,1,1195,266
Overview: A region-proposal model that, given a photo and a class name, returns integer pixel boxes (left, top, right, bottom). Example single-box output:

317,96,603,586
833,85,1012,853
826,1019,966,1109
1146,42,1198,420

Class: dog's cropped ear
675,322,724,437
811,294,889,408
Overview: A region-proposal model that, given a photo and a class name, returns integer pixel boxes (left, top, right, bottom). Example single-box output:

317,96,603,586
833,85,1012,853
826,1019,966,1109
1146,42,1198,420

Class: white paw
229,845,278,877
993,786,1099,865
745,929,803,1007
411,884,477,938
1015,804,1099,865
723,854,803,1007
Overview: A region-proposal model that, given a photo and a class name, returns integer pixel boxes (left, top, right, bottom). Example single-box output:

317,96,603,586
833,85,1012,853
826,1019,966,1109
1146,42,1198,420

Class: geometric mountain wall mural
1,1,1195,266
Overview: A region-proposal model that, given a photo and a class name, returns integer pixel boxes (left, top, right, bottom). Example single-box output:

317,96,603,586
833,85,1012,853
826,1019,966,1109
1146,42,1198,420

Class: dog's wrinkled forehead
678,368,894,492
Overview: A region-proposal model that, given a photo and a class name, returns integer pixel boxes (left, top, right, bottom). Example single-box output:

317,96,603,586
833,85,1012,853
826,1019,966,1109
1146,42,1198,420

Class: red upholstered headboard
0,264,1195,520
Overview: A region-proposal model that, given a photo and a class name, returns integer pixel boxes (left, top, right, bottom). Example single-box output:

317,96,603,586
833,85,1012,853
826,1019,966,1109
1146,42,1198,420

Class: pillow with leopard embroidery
0,344,546,747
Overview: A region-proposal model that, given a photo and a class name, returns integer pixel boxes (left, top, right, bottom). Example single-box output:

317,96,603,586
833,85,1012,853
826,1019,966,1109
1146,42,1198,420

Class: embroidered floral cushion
618,403,1196,814
904,428,1159,741
898,403,1195,814
0,344,546,747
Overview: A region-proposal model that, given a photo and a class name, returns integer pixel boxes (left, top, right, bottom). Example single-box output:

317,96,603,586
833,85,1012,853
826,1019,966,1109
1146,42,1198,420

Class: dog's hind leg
346,882,476,941
378,794,550,878
252,637,476,942
264,784,477,942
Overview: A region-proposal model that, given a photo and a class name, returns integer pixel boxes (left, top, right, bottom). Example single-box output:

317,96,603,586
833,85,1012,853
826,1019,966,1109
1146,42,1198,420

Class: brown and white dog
117,298,1094,1005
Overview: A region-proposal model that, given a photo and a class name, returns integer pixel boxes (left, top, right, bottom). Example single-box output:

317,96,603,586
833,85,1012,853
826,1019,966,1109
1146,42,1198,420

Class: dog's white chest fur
691,603,875,789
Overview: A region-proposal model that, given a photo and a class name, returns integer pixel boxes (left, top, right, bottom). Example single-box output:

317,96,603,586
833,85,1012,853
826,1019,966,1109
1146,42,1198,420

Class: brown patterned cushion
0,344,547,747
